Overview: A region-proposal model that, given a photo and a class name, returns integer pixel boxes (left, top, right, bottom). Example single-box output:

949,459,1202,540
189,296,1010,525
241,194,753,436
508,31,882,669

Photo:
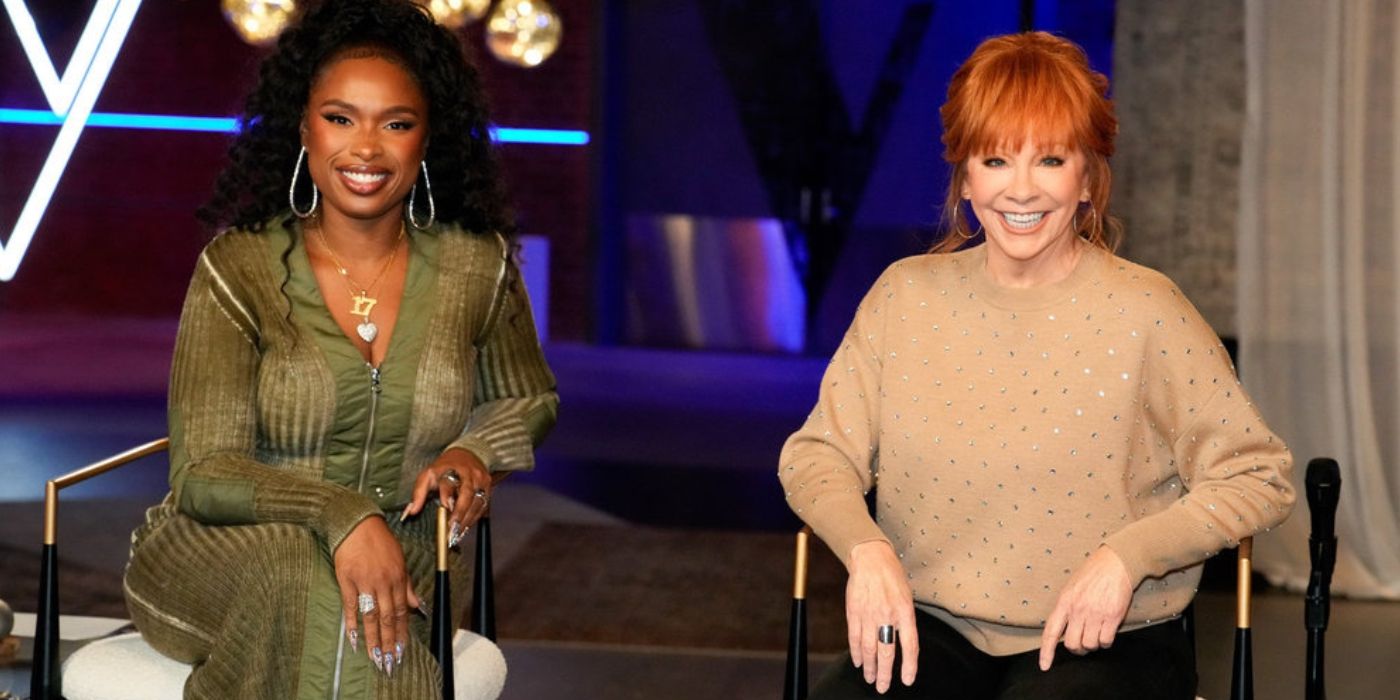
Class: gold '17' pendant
351,294,379,317
352,294,379,343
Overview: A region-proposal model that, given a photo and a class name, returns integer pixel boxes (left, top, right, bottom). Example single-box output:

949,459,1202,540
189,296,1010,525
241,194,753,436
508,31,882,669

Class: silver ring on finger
877,624,896,645
441,469,462,487
358,593,376,615
473,488,487,501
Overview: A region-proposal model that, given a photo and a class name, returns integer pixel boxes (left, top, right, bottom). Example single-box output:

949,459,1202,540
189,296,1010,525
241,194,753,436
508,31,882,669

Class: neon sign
1,0,143,282
0,1,589,282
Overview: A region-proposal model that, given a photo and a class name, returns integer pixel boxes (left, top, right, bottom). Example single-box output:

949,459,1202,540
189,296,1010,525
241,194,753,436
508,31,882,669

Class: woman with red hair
779,32,1294,698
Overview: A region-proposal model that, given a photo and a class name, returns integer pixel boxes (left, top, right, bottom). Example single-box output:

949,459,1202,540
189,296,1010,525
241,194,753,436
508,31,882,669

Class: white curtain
1239,0,1400,598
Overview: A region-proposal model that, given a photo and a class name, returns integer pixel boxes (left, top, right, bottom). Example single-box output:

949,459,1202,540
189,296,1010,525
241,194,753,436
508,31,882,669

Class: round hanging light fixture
485,0,562,68
423,0,491,28
221,0,297,46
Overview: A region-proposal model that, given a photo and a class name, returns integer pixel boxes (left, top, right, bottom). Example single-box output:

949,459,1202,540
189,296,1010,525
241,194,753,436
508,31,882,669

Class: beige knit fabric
125,221,557,699
780,243,1295,656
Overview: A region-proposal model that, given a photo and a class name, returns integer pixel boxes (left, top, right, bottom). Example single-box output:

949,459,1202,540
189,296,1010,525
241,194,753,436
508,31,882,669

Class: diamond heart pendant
356,321,379,343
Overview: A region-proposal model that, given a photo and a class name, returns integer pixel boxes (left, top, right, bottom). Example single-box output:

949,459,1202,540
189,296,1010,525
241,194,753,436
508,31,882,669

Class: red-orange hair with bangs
933,31,1121,253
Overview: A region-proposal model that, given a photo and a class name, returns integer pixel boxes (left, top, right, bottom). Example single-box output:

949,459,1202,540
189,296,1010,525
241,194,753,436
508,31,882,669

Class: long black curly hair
198,0,513,237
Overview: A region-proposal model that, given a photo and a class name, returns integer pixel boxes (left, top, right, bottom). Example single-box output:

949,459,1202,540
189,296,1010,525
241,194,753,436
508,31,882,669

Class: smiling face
301,53,429,225
962,140,1090,286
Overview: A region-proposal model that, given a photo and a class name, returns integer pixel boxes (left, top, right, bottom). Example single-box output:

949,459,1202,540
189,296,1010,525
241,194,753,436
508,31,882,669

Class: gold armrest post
1237,537,1253,629
431,505,455,698
1231,537,1256,700
43,438,169,546
784,526,813,700
793,527,810,600
33,437,169,700
436,505,449,572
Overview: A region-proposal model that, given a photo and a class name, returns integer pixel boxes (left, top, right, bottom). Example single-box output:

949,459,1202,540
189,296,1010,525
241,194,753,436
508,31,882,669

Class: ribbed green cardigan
123,220,557,699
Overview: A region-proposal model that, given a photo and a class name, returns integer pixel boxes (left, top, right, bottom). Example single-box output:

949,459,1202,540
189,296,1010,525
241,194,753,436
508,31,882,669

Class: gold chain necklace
313,223,406,343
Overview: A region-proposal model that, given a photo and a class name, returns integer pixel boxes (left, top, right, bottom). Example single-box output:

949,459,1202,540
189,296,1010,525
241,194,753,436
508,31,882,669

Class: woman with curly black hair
122,1,556,697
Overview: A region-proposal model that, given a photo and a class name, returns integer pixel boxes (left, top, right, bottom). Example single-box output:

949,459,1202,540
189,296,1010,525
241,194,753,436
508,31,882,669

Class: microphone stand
1304,458,1340,700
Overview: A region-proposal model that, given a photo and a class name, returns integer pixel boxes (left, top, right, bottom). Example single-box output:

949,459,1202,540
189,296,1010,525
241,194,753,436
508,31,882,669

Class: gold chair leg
784,526,811,700
31,437,168,700
431,505,455,700
1231,537,1254,700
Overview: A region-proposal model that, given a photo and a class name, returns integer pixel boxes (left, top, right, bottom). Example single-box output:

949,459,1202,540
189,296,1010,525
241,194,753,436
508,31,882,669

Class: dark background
0,0,1111,348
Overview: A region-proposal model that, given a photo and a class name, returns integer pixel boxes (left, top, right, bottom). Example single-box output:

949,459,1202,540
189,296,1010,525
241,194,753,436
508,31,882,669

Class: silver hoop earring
289,146,319,218
407,161,436,229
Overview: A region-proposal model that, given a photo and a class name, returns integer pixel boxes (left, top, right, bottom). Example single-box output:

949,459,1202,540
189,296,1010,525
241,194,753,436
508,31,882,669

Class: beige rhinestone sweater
779,243,1295,656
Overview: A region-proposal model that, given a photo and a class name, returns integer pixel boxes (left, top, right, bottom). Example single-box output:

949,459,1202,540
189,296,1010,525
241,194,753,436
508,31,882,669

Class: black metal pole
1231,627,1254,700
783,597,808,700
430,505,454,700
430,568,454,700
30,543,61,700
1304,537,1338,697
1306,628,1325,700
471,516,495,641
1304,458,1341,700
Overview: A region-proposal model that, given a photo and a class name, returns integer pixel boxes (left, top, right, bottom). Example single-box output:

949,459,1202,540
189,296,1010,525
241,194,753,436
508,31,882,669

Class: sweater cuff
318,488,383,555
1102,505,1201,587
448,435,504,473
802,495,890,569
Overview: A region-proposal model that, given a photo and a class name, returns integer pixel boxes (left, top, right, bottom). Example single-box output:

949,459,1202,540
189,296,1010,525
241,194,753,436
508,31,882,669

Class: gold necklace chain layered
313,223,406,343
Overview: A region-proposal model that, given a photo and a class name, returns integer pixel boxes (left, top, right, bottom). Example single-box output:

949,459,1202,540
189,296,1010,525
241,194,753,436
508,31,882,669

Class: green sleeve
168,247,380,553
449,260,559,472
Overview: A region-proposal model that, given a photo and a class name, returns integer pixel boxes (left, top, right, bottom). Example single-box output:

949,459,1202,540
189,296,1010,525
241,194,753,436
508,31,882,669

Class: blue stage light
0,107,61,125
0,107,590,144
88,111,241,132
0,109,240,132
491,127,592,146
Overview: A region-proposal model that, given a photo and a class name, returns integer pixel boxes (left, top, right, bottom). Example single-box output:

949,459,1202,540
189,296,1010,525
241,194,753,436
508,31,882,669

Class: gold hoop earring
1076,202,1098,238
955,198,980,239
956,225,982,240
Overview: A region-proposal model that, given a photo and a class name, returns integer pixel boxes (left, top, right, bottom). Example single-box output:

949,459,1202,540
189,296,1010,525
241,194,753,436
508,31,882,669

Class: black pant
809,608,1196,700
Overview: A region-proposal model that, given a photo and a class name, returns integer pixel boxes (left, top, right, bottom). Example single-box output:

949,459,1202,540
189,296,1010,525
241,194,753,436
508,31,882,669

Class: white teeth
341,170,388,184
1002,211,1044,229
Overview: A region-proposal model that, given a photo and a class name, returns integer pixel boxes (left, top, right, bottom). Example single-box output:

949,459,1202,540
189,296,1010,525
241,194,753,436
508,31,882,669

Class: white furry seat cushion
61,629,506,700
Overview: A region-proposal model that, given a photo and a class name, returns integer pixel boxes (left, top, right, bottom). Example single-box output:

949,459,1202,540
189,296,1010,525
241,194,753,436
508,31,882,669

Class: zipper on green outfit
333,363,383,699
355,364,382,493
